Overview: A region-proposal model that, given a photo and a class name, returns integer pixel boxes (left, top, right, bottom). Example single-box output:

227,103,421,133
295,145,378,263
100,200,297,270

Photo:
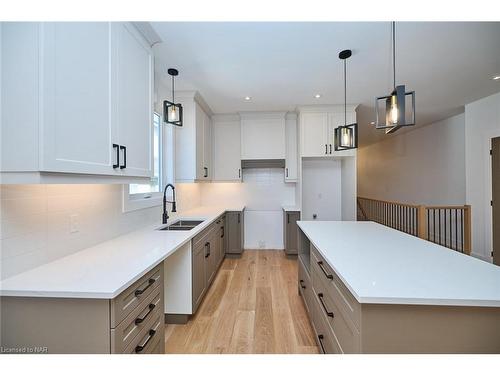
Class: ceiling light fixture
315,94,322,98
244,96,251,101
163,68,183,126
374,22,415,134
334,49,357,151
493,76,500,81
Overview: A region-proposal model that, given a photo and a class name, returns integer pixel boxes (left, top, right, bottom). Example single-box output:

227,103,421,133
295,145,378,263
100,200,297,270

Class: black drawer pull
221,226,224,238
134,278,155,297
135,328,156,353
318,334,326,354
329,144,332,154
318,293,334,318
135,303,156,325
325,144,328,154
204,167,208,178
205,242,210,258
112,144,120,169
317,261,334,280
299,279,306,289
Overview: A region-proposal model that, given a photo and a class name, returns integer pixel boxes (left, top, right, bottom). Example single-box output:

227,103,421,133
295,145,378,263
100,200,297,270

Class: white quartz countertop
0,206,244,299
282,205,301,212
297,221,500,307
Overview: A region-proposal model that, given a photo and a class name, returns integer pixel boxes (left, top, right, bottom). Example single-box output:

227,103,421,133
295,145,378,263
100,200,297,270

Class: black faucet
162,183,177,224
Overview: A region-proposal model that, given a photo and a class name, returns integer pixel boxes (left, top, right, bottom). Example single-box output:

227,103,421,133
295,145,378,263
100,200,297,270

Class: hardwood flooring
164,250,319,354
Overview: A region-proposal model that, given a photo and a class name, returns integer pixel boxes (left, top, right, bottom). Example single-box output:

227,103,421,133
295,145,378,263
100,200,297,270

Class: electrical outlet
258,240,265,249
313,214,317,220
69,214,80,233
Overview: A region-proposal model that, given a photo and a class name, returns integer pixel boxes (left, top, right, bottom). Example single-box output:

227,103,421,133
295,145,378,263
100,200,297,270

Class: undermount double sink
157,220,204,231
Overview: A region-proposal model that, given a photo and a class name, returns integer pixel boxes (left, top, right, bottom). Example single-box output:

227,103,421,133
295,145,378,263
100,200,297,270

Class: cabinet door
205,236,217,286
213,118,241,181
203,111,212,180
114,23,153,177
40,22,117,175
285,212,300,255
226,211,243,254
195,103,206,180
192,241,207,311
285,116,298,181
300,112,329,157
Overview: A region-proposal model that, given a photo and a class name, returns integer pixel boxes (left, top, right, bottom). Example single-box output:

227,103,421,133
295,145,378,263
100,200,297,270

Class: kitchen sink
157,219,204,231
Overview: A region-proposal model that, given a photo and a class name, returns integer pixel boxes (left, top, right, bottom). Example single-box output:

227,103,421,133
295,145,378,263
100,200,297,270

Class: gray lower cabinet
0,263,165,354
191,214,226,314
283,209,300,255
226,210,244,255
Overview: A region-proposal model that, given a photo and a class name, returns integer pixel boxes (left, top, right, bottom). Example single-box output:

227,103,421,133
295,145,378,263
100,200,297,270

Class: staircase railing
357,197,471,255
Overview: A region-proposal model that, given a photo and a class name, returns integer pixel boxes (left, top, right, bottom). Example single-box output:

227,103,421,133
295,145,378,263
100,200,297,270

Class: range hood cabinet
241,159,285,169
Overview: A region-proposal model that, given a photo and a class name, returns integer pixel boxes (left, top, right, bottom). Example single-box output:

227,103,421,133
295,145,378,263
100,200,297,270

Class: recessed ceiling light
314,94,322,99
493,76,500,81
244,96,251,101
370,121,375,125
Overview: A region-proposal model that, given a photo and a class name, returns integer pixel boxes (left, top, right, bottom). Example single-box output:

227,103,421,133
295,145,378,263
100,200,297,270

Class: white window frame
123,112,173,212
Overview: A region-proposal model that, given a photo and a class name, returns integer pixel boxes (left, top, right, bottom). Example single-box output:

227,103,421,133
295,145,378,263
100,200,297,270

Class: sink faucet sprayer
162,183,177,224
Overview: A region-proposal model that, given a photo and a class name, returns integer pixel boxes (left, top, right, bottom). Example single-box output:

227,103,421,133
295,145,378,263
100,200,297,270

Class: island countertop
0,206,244,299
297,221,500,307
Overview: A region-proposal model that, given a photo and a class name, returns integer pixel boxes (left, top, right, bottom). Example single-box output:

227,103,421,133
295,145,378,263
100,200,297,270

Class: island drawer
122,313,163,354
311,245,361,329
111,264,163,327
312,271,361,353
193,215,222,248
309,288,342,354
111,285,162,353
298,256,312,313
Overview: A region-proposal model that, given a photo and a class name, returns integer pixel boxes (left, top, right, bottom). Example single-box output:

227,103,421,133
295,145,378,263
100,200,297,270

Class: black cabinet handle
134,278,155,297
238,213,240,223
135,303,155,325
318,334,326,354
299,279,306,289
329,144,332,154
221,226,224,238
287,214,290,224
135,329,156,353
205,242,210,258
286,167,289,178
112,144,120,169
317,261,334,280
238,168,241,178
204,167,208,178
318,293,334,318
325,144,328,154
120,145,126,169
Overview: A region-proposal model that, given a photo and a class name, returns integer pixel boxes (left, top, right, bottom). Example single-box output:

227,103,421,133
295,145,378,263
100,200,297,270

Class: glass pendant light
163,68,183,126
334,49,358,151
374,22,415,134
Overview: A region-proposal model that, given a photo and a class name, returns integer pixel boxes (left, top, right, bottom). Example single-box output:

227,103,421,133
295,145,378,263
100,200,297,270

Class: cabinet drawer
111,264,163,327
123,313,163,354
310,245,361,329
309,289,342,354
311,272,361,353
193,217,220,248
298,256,312,313
111,286,162,353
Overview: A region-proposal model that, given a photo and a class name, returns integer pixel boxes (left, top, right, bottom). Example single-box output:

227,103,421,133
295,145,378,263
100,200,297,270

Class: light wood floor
164,250,319,354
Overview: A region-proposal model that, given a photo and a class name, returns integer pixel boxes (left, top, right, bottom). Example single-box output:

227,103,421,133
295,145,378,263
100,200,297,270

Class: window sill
122,187,162,213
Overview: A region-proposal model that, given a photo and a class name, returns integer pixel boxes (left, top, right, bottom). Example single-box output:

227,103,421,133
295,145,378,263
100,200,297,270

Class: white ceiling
150,22,500,146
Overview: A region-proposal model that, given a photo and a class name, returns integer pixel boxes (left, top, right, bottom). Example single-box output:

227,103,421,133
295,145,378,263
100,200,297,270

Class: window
123,112,174,212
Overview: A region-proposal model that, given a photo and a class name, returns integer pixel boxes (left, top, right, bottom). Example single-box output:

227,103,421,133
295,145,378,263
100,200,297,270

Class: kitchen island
297,221,500,353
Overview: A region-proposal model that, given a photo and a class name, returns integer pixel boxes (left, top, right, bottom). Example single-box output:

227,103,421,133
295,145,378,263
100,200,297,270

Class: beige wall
357,113,466,206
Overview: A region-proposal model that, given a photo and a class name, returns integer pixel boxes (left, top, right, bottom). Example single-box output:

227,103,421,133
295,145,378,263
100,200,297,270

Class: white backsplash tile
0,183,201,280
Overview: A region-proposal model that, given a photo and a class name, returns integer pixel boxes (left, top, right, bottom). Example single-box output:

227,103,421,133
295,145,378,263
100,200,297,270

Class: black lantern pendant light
334,49,358,151
163,68,183,127
374,22,415,134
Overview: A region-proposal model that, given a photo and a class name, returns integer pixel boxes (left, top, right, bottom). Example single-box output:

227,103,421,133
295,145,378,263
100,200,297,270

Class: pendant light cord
172,74,175,103
392,21,396,88
344,58,347,126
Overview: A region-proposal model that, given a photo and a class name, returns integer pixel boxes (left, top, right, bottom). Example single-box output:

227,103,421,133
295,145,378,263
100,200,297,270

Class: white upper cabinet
0,22,153,183
240,112,286,160
175,92,213,182
114,23,153,177
40,23,116,175
299,106,357,158
285,113,298,182
212,114,241,181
